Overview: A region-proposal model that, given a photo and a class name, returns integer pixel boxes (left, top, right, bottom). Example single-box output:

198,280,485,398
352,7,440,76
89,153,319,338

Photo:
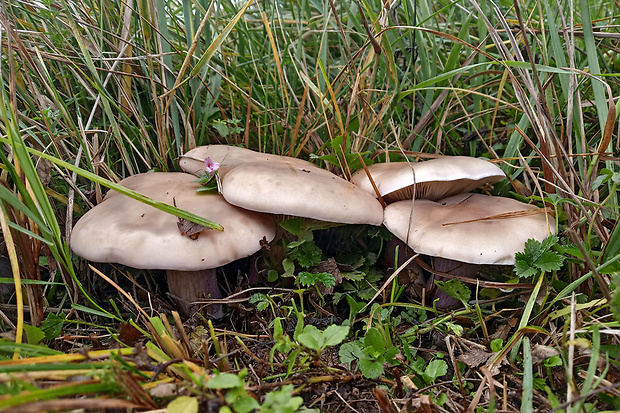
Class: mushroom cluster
356,156,553,307
70,146,383,318
70,147,553,317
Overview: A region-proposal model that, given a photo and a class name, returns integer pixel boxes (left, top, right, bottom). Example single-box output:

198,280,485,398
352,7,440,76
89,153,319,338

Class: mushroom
220,161,384,225
179,144,322,178
351,156,506,203
383,193,554,307
70,172,276,317
180,145,384,225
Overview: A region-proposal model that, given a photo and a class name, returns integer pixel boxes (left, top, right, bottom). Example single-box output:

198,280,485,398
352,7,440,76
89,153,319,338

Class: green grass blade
0,383,117,409
579,0,608,133
510,272,545,360
190,0,254,77
0,137,223,231
521,337,533,413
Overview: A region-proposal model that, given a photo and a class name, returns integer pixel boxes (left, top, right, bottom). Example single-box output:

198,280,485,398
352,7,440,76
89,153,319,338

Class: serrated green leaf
540,235,559,253
249,293,267,304
291,242,323,268
515,251,533,267
298,271,335,288
515,260,538,278
434,279,471,305
523,238,544,262
41,312,65,340
341,271,365,281
357,287,378,300
534,251,564,272
317,272,336,288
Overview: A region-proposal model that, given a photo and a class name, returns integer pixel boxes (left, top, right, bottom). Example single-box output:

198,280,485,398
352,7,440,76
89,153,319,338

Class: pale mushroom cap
179,145,321,177
383,193,554,265
351,157,506,202
71,172,276,271
221,162,385,225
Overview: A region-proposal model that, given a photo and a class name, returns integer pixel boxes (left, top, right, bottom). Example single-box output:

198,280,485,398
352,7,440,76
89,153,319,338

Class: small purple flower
204,157,220,175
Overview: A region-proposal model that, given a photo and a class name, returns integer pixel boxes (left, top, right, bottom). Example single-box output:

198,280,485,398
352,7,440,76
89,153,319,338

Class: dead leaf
315,258,342,296
415,395,437,413
119,322,143,346
459,348,495,368
530,344,559,365
149,382,178,398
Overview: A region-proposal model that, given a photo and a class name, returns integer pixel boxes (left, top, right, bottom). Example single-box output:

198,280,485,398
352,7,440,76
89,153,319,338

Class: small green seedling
270,316,349,375
258,384,312,413
339,327,399,379
296,324,349,356
205,370,259,413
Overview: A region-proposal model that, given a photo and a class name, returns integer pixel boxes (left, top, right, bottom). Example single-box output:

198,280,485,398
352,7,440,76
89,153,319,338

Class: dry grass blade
0,399,140,413
0,205,23,358
89,265,150,320
442,208,552,226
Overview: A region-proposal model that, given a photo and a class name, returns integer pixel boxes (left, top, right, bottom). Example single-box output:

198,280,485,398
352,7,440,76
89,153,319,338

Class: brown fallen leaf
458,348,495,368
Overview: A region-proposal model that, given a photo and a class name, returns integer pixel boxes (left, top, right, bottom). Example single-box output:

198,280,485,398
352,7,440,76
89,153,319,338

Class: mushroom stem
166,269,223,318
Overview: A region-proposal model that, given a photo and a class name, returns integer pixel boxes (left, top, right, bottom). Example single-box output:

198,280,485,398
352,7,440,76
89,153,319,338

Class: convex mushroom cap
351,157,506,203
70,172,277,270
383,193,554,265
180,145,384,225
221,161,384,225
179,144,322,178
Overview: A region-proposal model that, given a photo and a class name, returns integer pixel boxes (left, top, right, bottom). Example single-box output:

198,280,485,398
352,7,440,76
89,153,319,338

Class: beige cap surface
179,145,321,177
221,162,384,225
351,157,505,202
383,193,553,265
71,172,276,271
